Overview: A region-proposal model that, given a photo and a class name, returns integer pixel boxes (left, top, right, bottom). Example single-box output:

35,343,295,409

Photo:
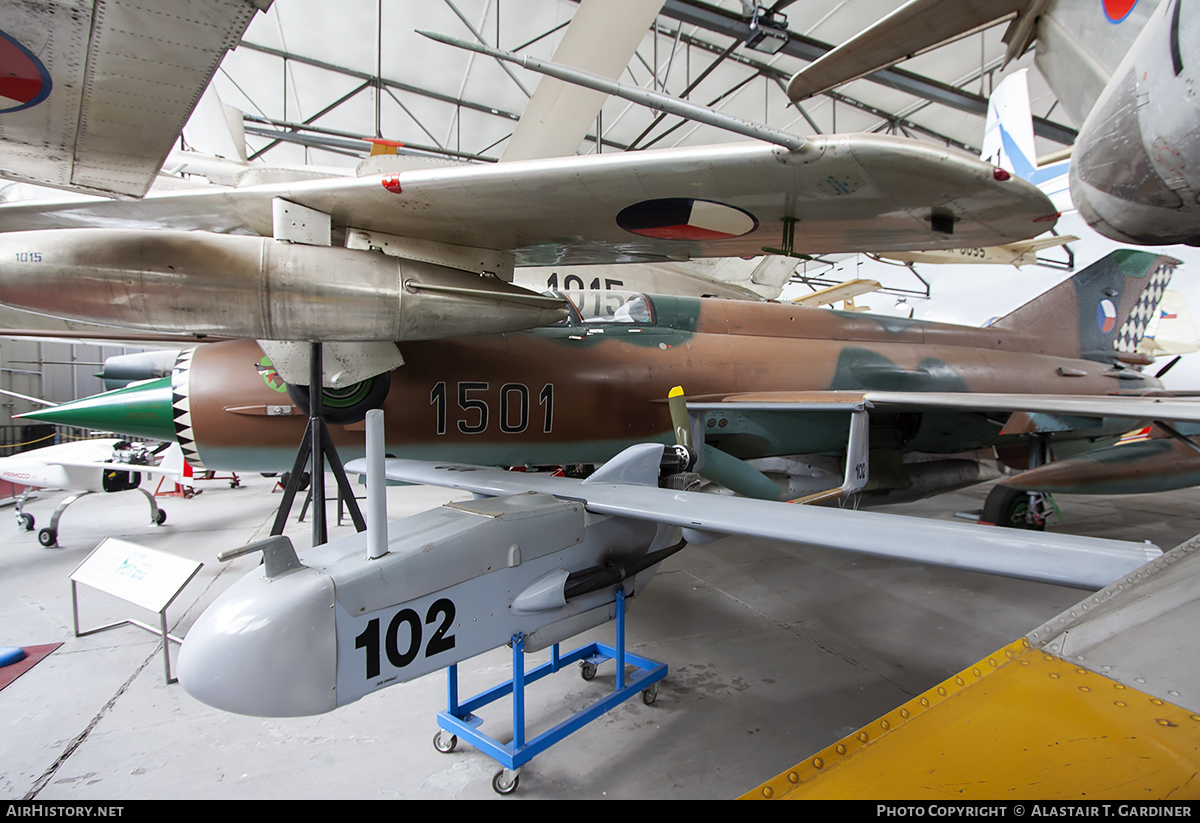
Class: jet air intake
0,229,567,340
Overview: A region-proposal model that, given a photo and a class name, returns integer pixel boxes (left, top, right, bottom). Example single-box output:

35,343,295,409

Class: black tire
432,732,457,754
492,770,519,795
37,528,57,547
981,485,1046,530
18,513,34,531
280,471,310,492
155,509,167,526
285,372,391,426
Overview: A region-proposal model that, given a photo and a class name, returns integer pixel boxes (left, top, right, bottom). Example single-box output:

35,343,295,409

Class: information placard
71,538,201,613
70,538,203,683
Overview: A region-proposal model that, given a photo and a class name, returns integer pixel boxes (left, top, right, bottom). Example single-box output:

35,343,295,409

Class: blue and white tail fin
981,69,1073,213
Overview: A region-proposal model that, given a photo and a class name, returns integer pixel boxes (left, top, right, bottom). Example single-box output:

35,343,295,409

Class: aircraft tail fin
981,69,1073,211
992,250,1180,362
156,442,186,479
1139,291,1200,357
980,69,1037,177
182,86,247,163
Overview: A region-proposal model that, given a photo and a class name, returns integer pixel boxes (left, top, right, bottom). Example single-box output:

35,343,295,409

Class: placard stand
69,538,203,684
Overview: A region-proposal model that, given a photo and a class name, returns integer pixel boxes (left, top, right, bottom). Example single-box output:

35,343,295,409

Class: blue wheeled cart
432,587,667,794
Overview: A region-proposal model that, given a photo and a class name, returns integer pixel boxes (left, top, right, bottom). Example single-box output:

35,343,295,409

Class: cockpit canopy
555,290,656,325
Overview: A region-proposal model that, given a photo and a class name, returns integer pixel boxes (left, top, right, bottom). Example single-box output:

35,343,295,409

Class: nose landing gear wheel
17,513,33,531
982,486,1048,530
37,528,57,547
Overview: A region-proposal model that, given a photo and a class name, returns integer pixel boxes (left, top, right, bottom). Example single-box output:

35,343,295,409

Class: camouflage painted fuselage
178,293,1158,473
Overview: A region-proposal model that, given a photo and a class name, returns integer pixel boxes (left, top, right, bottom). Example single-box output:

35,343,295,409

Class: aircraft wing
49,458,167,474
791,279,881,307
1006,234,1079,254
0,0,269,199
785,0,1028,102
746,534,1200,799
41,447,182,477
873,234,1078,268
686,391,1200,425
0,135,1057,264
348,444,1160,590
1,439,182,474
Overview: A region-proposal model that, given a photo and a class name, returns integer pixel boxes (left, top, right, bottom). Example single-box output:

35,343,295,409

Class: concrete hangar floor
1,472,1197,800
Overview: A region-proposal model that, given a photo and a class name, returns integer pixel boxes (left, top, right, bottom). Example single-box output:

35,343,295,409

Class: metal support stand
271,342,366,546
433,587,667,794
154,476,197,499
296,483,366,527
70,538,202,684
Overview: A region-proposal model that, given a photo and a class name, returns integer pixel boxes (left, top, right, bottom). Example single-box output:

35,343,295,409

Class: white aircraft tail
156,442,187,479
182,86,247,164
1139,291,1200,357
981,69,1073,212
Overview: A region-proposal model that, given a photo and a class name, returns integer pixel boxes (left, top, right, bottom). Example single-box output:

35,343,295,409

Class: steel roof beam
237,41,524,125
658,0,1077,146
649,18,974,152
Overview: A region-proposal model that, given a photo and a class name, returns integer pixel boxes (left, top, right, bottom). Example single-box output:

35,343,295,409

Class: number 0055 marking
354,597,456,679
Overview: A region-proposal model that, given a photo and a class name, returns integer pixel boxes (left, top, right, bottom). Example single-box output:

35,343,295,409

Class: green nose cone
17,377,177,443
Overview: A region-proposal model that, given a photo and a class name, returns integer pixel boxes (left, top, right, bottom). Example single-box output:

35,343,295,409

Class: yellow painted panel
743,639,1200,799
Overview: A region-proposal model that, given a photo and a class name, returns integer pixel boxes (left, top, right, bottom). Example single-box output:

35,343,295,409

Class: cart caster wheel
580,661,597,681
37,528,57,547
432,731,457,753
642,683,659,705
154,509,167,526
17,513,33,531
492,769,519,795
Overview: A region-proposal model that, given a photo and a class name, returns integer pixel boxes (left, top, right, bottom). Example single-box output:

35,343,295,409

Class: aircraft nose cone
16,377,177,443
178,565,338,717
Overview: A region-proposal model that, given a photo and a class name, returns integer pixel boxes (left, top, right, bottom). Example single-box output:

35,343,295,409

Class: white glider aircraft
0,439,183,547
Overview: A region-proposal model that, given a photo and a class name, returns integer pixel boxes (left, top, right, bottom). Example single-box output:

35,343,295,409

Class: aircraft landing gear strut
982,436,1057,530
15,489,36,532
981,485,1053,530
33,488,165,548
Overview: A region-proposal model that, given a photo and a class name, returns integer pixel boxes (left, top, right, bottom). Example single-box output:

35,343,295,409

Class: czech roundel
617,198,758,241
1103,0,1138,23
1097,298,1118,333
0,31,51,114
